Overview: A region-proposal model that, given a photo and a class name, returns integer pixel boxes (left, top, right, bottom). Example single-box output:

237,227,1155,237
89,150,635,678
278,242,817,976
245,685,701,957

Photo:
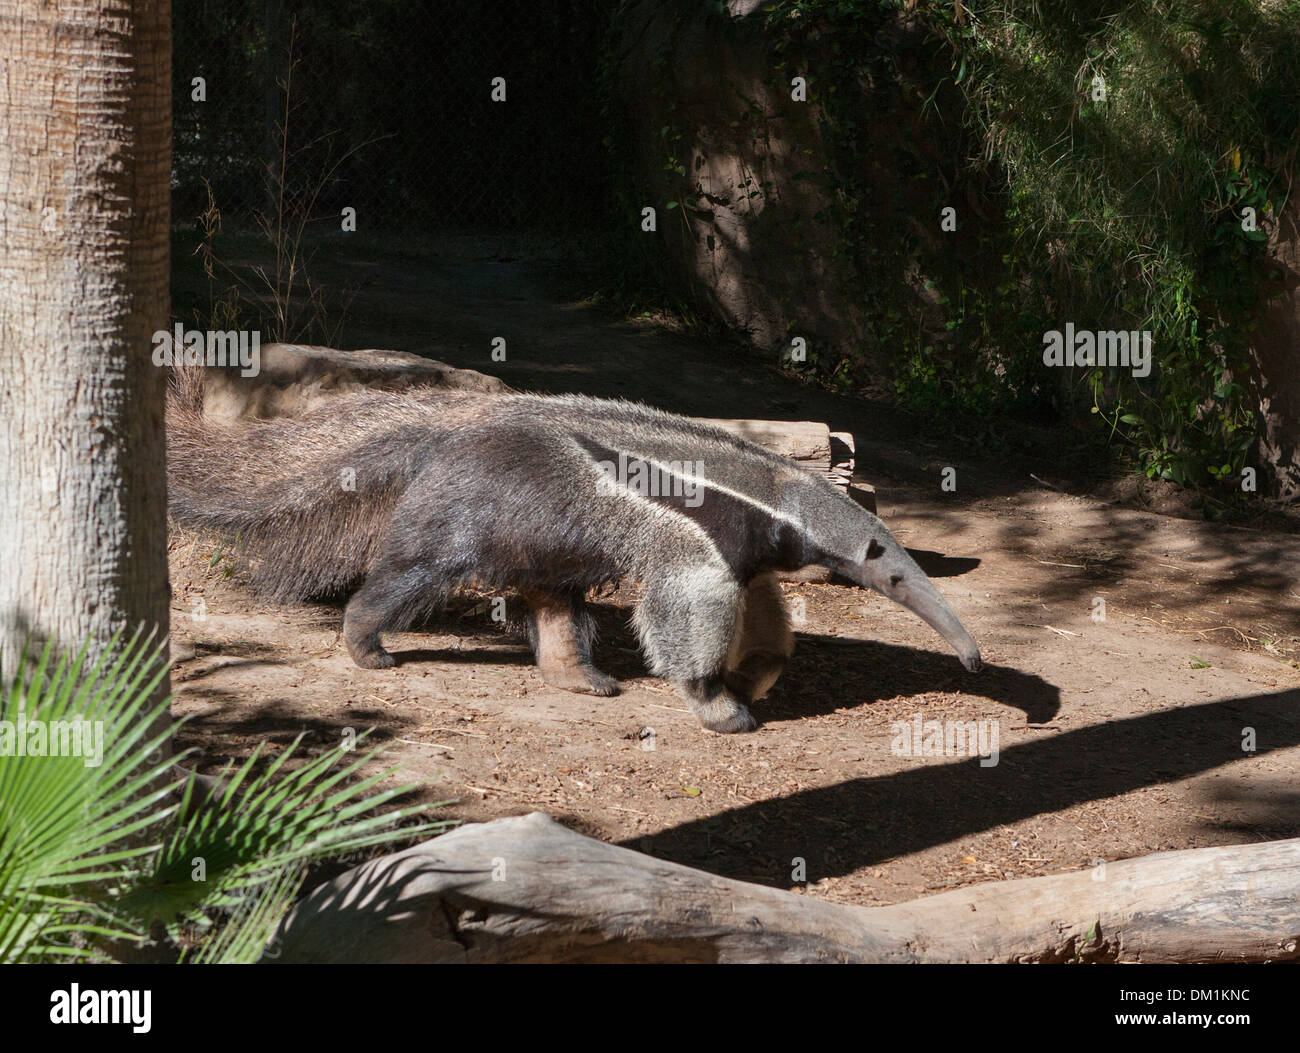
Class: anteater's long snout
904,576,982,672
851,545,983,672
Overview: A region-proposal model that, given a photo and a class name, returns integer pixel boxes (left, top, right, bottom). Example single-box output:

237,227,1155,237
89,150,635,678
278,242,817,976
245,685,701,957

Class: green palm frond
1,631,452,963
182,861,307,964
124,734,449,926
0,631,177,962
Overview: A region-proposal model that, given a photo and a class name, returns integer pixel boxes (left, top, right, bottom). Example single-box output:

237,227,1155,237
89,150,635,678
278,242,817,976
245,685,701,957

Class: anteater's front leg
524,588,619,696
634,562,756,733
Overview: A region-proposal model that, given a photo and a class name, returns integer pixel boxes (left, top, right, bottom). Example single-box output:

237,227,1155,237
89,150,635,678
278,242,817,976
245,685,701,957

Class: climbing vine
755,0,1299,497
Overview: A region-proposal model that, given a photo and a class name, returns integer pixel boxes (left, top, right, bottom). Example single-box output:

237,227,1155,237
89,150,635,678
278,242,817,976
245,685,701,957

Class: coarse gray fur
168,386,982,732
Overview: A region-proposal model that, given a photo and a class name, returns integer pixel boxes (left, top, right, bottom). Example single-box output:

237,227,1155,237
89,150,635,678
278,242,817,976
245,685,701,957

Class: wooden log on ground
196,347,870,505
274,812,1300,964
201,342,509,421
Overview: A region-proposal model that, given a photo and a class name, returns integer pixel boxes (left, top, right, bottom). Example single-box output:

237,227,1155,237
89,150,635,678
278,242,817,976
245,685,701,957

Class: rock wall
1249,200,1300,501
614,0,863,360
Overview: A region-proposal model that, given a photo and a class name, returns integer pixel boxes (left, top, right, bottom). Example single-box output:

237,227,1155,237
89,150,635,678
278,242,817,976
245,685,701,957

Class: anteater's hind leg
523,589,618,696
343,498,478,668
343,568,420,669
343,553,457,670
724,572,795,705
634,560,755,733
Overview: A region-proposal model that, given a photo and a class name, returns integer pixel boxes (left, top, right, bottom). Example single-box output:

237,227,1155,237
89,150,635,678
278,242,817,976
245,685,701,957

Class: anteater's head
845,530,982,674
774,475,982,673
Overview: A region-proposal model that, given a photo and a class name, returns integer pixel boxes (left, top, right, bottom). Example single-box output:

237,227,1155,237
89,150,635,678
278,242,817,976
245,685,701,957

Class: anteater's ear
865,538,885,560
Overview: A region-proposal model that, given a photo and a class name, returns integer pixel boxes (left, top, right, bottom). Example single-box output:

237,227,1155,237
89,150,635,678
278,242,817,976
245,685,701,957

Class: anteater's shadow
904,548,981,578
386,594,1058,727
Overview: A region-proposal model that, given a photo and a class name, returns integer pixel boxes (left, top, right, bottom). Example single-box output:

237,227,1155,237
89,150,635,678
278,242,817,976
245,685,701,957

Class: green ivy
764,0,1297,496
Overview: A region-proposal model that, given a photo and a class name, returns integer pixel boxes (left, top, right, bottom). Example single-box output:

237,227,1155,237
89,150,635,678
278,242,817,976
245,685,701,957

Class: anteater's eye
889,574,903,587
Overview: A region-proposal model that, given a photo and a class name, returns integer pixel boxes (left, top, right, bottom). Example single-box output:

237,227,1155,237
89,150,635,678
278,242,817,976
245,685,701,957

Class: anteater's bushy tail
166,379,486,601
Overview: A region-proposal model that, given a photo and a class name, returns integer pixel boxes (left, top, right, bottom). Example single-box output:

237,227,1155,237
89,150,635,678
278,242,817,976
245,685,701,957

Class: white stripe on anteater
582,440,809,533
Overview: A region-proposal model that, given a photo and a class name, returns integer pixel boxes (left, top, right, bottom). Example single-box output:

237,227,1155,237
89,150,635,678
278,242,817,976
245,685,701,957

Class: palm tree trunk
0,1,172,699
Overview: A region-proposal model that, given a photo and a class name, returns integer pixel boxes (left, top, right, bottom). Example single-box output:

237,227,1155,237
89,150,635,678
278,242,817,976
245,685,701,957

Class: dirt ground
169,234,1300,908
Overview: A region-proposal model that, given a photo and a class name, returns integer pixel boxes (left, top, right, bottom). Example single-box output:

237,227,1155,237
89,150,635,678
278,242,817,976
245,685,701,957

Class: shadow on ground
622,686,1300,886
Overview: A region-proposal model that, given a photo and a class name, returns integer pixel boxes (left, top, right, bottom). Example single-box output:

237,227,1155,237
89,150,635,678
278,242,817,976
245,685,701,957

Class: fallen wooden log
700,419,856,493
200,342,509,421
196,348,868,499
273,812,1300,964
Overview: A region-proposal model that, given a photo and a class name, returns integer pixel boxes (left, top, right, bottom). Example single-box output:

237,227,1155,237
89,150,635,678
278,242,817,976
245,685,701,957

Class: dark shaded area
622,687,1300,886
171,0,612,231
902,549,980,578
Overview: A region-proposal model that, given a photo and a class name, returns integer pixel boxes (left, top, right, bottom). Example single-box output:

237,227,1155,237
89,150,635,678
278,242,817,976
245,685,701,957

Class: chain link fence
172,0,612,234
